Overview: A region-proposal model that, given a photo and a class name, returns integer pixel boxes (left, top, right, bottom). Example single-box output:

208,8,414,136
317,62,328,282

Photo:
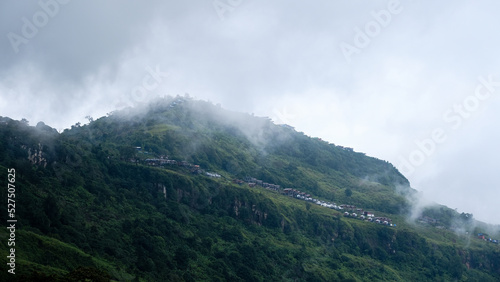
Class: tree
85,115,94,123
118,145,136,160
345,188,352,198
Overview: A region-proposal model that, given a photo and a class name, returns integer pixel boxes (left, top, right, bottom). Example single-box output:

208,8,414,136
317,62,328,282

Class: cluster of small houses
477,233,499,244
233,177,396,227
418,217,499,246
233,177,281,191
136,152,396,227
140,156,221,178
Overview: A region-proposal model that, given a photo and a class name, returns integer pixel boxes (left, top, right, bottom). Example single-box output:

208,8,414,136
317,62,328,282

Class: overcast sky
1,1,500,224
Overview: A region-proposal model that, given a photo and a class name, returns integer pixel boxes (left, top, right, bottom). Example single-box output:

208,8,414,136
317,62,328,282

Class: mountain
0,96,499,281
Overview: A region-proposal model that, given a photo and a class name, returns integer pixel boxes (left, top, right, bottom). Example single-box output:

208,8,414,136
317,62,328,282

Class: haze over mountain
1,97,499,281
2,1,500,225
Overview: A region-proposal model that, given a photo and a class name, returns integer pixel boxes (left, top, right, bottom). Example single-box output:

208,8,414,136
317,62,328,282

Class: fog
1,1,500,224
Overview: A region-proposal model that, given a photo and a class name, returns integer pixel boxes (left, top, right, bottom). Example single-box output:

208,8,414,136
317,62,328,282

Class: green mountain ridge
0,96,499,281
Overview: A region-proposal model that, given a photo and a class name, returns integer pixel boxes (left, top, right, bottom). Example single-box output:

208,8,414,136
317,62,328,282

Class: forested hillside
1,96,499,281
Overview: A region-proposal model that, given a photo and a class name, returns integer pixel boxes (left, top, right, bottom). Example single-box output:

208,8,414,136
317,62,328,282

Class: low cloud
2,1,500,224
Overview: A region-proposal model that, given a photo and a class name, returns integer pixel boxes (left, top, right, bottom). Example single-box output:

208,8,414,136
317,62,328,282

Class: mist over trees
0,98,499,281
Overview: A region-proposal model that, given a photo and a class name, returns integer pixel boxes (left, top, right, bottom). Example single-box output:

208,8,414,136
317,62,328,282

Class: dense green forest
1,96,499,281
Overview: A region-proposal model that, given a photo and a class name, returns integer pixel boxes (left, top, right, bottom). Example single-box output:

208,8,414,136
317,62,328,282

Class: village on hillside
142,156,222,178
131,152,396,228
233,176,395,227
128,146,500,242
476,233,499,245
133,145,498,243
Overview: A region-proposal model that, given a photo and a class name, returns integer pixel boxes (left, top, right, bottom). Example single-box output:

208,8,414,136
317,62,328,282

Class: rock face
23,143,48,167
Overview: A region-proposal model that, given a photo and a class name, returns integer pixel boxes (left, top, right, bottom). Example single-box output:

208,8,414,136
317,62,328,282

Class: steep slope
0,98,499,281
